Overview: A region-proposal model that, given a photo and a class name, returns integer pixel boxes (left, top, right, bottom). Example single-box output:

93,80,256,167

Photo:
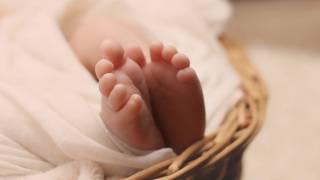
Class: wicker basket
125,37,268,180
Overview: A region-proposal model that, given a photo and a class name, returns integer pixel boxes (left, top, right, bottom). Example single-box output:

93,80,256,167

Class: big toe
101,40,125,68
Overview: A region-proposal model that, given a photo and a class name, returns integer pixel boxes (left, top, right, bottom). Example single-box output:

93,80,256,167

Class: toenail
100,59,114,68
114,84,124,90
131,94,141,102
102,73,115,80
102,58,113,65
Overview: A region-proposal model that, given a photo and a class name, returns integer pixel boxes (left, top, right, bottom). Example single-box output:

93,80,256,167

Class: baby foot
95,41,164,150
143,43,206,153
99,41,151,105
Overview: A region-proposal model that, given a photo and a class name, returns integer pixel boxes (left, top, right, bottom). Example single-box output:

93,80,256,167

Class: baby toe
99,73,117,96
172,53,190,70
108,84,128,111
176,68,199,84
120,94,143,117
125,45,146,67
95,59,114,79
162,45,177,62
100,40,125,68
150,42,164,62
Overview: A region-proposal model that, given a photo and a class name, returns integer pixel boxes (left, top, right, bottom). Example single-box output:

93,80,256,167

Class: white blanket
0,0,242,179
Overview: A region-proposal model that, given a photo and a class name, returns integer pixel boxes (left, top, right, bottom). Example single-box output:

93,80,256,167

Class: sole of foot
143,42,206,153
95,41,164,150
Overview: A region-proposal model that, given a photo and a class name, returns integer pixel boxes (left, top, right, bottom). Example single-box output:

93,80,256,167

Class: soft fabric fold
0,0,241,179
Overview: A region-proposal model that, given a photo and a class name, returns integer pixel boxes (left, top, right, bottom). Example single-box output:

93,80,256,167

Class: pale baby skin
70,15,206,153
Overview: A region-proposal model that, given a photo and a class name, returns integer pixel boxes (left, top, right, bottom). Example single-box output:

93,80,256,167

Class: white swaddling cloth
0,0,242,179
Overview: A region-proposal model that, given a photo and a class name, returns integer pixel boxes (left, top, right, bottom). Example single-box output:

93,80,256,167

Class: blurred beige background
225,1,320,180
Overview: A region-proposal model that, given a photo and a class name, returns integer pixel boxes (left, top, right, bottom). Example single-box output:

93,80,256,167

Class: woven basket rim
125,37,268,180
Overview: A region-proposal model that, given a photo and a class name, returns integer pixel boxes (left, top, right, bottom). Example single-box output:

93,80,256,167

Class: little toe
120,94,143,117
172,53,190,70
101,40,125,68
108,84,128,111
162,45,177,62
125,45,146,67
150,42,164,62
177,68,199,84
99,73,117,96
95,59,114,79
